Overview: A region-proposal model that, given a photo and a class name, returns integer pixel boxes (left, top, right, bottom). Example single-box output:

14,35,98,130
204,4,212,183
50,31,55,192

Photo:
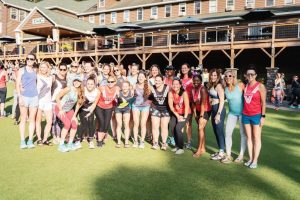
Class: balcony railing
1,22,300,60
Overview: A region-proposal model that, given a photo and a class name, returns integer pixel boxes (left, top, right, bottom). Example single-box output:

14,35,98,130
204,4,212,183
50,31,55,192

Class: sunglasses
225,75,232,78
108,81,115,83
71,65,79,68
247,73,256,77
114,69,119,72
60,68,67,71
26,58,35,61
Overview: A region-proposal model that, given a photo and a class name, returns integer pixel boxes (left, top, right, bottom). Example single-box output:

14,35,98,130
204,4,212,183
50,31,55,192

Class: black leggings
169,114,186,149
95,106,114,133
78,106,95,141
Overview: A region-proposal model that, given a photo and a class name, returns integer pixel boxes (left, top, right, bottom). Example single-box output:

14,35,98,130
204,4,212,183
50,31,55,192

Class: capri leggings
54,106,77,130
95,106,114,133
0,87,7,103
78,105,95,140
169,114,191,149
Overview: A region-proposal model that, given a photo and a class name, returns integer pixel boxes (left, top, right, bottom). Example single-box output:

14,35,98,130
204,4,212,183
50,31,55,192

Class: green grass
0,83,299,200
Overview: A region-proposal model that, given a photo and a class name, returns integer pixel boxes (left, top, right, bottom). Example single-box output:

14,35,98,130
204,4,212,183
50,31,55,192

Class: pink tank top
243,82,262,116
192,86,211,112
97,86,117,109
172,90,191,115
0,70,6,88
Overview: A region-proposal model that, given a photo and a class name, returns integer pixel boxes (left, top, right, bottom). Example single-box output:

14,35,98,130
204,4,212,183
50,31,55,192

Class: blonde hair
224,70,237,86
39,61,51,76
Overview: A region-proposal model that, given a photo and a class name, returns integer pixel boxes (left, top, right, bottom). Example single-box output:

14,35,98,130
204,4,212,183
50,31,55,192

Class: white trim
165,4,172,18
245,0,255,6
10,7,18,20
45,6,78,15
89,15,95,23
209,0,217,13
137,8,143,21
298,19,300,38
265,0,275,7
99,0,105,8
284,0,295,5
77,0,191,16
123,10,130,22
19,10,27,22
99,13,105,25
150,6,158,19
226,0,235,9
111,12,117,24
194,1,201,15
205,25,230,43
178,3,186,16
2,2,31,12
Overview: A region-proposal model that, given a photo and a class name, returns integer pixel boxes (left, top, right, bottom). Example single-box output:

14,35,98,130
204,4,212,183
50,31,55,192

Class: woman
221,70,247,164
82,62,97,87
149,64,161,86
208,68,226,160
113,66,126,88
273,72,284,111
67,61,82,86
95,76,119,147
180,63,193,149
191,75,211,157
36,62,53,146
98,64,110,86
0,62,8,117
16,54,38,149
168,77,191,155
149,75,170,150
77,76,100,149
115,81,134,148
127,64,139,87
242,66,266,169
132,71,151,148
55,75,85,152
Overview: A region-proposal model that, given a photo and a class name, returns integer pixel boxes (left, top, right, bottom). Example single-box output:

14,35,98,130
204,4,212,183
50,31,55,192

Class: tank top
99,75,108,86
192,86,211,112
209,86,219,99
127,75,137,86
37,75,52,103
67,72,81,86
97,86,117,109
150,84,169,111
51,75,67,102
21,66,38,97
164,77,173,87
225,85,243,116
61,87,78,112
243,82,262,116
0,70,6,88
182,77,193,100
172,90,191,115
117,91,134,109
83,72,97,87
84,87,99,104
133,85,150,107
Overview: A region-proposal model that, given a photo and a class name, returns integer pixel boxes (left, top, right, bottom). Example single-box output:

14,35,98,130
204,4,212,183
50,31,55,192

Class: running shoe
97,141,104,148
89,141,95,149
175,149,184,155
58,144,69,153
132,142,138,148
138,142,145,149
74,141,82,149
185,142,192,150
67,143,77,151
151,143,159,150
20,140,27,149
244,160,252,167
289,105,296,109
161,143,168,151
27,140,35,149
171,147,178,152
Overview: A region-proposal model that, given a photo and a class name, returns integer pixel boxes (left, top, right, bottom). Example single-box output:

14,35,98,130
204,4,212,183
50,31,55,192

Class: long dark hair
173,77,185,96
137,70,150,98
208,68,222,89
180,63,192,79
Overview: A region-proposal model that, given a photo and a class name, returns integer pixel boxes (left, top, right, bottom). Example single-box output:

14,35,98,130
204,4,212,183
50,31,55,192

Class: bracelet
217,112,221,115
261,114,266,118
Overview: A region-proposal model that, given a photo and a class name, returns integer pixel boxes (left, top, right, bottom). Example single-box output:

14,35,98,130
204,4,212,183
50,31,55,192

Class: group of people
1,53,267,169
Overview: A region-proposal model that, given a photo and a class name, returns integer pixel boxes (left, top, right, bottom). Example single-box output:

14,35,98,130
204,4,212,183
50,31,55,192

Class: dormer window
99,0,105,8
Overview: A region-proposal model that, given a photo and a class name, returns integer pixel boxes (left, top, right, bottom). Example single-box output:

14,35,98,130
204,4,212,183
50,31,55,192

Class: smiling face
26,55,35,67
155,76,163,88
210,72,218,83
122,82,130,93
39,63,49,75
151,66,159,77
73,79,82,88
131,65,138,76
86,79,95,91
224,71,233,85
59,65,68,76
137,73,146,84
172,79,181,92
193,76,201,88
103,65,110,75
181,64,190,75
246,69,257,82
113,67,120,76
70,63,79,73
85,63,93,73
166,69,174,77
107,77,116,88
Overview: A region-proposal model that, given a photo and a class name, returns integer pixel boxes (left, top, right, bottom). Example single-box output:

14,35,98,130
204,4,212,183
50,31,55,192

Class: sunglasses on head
247,73,256,77
26,58,35,61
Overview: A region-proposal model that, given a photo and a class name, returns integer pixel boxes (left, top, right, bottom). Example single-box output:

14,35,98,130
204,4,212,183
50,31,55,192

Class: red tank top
243,82,262,116
164,77,173,87
192,86,211,112
172,90,191,115
97,86,117,109
0,70,6,88
182,78,193,100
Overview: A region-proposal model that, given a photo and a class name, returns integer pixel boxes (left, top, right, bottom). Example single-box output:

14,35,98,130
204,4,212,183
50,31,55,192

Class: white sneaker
138,142,145,149
89,141,95,149
175,149,184,155
171,147,178,152
74,141,82,150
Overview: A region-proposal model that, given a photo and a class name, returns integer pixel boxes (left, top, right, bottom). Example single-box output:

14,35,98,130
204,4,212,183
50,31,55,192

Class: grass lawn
0,83,299,200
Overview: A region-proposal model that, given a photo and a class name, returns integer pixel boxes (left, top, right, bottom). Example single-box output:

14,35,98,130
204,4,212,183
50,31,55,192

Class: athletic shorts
242,114,261,125
19,95,38,108
196,110,212,121
150,107,170,118
0,87,7,103
38,101,53,111
115,106,130,114
131,104,150,112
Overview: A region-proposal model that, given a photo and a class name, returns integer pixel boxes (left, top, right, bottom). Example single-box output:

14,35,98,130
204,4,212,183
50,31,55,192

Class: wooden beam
89,56,95,62
190,51,199,60
235,49,244,58
136,54,143,62
221,49,231,59
146,53,152,60
120,54,126,62
161,52,169,61
172,52,180,60
275,47,286,58
260,48,272,58
111,55,118,63
202,50,211,60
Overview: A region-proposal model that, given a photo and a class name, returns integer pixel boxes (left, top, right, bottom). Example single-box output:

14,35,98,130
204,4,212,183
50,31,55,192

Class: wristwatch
261,114,266,118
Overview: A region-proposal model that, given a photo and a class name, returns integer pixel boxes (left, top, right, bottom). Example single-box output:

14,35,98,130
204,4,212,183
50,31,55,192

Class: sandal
43,140,52,146
210,152,219,157
211,153,225,161
37,140,43,146
161,143,168,151
244,160,252,167
221,156,233,164
234,157,244,163
124,144,130,148
249,163,258,169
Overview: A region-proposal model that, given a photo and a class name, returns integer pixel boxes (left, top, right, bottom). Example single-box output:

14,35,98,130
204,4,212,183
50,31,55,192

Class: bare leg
140,110,149,142
160,117,170,144
28,107,37,140
115,113,123,144
123,113,131,144
19,106,28,141
42,110,53,142
244,124,253,162
132,110,140,143
35,109,43,141
151,116,160,144
252,125,262,164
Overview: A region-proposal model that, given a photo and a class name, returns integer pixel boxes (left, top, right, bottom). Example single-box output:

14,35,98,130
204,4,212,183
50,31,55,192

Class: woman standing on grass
221,70,247,164
191,74,211,158
115,81,134,148
0,62,8,118
55,75,85,152
208,68,226,161
35,62,53,146
273,72,284,111
132,71,151,149
242,66,266,169
149,74,170,150
168,77,191,155
95,76,119,148
76,76,100,149
180,63,193,149
16,54,38,149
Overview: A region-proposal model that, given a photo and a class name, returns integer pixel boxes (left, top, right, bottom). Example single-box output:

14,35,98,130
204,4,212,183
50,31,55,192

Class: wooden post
271,24,276,68
142,53,146,69
199,50,203,66
230,27,235,68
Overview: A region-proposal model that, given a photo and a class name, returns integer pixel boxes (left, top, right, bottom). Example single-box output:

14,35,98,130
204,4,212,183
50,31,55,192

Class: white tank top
84,88,99,103
37,75,52,103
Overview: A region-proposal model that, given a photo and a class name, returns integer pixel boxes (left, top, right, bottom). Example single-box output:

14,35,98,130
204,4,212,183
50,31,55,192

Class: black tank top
149,84,169,111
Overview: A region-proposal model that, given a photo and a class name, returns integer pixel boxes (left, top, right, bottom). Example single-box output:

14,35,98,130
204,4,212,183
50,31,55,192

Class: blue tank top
61,87,78,112
225,85,243,116
21,67,38,97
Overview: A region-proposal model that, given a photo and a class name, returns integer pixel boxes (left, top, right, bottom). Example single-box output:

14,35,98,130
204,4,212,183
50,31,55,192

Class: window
99,13,105,25
99,0,105,7
227,0,234,7
123,10,130,22
10,8,18,20
89,15,95,23
246,0,255,5
194,1,201,15
79,16,84,20
151,7,158,19
248,22,273,37
205,26,229,43
19,10,26,22
285,0,294,5
209,0,217,13
179,3,186,16
165,5,171,18
111,12,117,23
266,0,274,6
137,8,143,21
